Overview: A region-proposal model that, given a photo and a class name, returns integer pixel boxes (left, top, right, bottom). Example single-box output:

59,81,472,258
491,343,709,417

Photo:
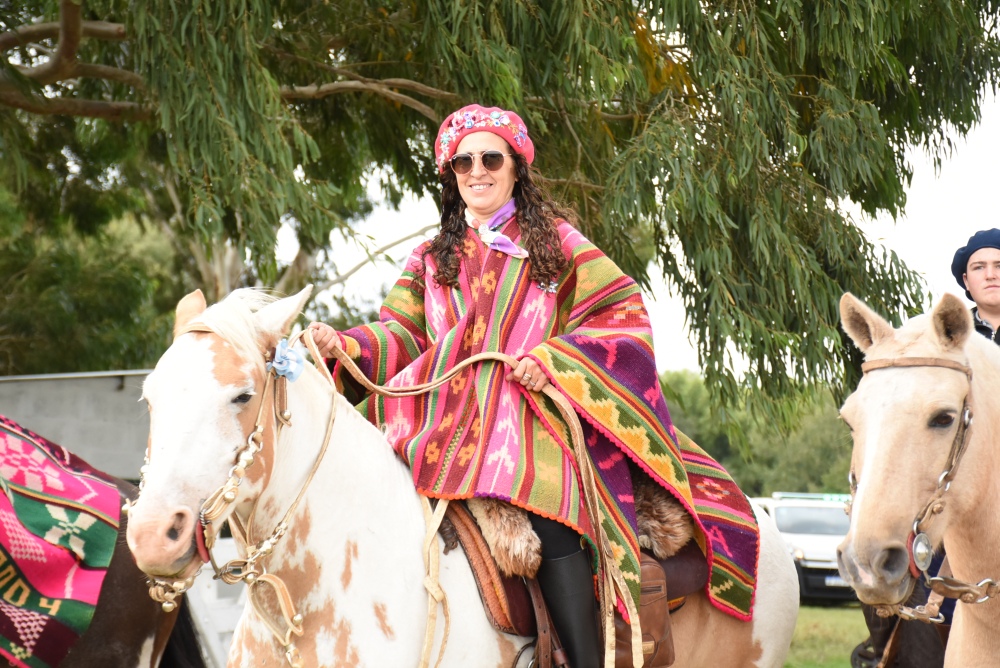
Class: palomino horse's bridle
851,356,1000,623
128,326,641,668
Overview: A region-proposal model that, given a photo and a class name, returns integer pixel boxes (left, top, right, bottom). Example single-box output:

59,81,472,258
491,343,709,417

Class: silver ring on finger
522,373,531,382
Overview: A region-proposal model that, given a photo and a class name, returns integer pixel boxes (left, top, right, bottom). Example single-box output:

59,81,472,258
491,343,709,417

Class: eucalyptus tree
2,0,998,431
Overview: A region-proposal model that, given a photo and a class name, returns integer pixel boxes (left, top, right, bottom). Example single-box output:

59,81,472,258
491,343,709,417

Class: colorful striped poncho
339,219,759,619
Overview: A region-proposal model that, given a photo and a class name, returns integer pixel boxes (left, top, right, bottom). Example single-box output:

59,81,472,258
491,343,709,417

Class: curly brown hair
413,154,574,292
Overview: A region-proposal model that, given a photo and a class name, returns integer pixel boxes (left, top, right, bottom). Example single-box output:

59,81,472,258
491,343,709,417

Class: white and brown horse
125,286,799,667
839,293,1000,666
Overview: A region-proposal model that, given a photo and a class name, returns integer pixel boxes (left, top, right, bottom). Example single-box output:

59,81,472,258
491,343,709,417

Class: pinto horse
838,293,1000,667
0,415,205,668
125,286,799,667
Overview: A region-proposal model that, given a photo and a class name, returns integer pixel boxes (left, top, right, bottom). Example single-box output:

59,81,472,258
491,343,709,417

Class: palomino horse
126,286,799,667
0,415,205,668
838,293,1000,667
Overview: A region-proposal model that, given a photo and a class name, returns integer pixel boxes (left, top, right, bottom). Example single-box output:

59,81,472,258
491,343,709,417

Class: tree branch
265,45,460,106
73,63,145,88
0,0,82,91
273,247,318,295
536,175,605,191
281,80,439,122
525,96,639,121
316,223,437,291
378,78,461,102
0,90,151,120
0,20,126,53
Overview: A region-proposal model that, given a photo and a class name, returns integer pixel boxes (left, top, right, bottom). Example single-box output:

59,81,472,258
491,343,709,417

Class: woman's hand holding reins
506,357,549,393
309,322,549,393
308,322,343,358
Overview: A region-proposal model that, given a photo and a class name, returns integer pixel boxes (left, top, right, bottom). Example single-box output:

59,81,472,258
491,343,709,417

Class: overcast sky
299,92,999,373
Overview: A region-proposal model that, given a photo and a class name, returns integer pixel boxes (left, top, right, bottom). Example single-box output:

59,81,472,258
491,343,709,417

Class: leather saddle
439,502,709,667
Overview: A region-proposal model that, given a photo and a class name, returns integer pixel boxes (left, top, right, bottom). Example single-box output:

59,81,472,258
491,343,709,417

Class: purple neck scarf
466,199,528,259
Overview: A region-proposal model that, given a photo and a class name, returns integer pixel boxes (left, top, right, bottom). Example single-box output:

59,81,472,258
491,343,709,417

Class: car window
773,505,850,535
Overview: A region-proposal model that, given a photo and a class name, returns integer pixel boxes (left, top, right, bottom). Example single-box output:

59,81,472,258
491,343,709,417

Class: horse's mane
190,288,281,373
965,329,1000,394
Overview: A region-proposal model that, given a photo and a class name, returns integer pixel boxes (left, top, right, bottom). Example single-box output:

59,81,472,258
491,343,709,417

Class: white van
751,492,857,604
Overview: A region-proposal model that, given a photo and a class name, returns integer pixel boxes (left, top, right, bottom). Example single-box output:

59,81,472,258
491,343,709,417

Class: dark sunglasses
449,150,512,175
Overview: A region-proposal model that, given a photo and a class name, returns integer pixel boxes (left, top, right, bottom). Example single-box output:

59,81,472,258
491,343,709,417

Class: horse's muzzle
126,504,201,578
837,538,915,605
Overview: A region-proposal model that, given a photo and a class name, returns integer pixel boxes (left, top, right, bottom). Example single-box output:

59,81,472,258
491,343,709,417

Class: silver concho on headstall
911,532,934,573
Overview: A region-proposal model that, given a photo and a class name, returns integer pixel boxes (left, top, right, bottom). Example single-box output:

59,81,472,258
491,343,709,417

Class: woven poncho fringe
337,221,760,620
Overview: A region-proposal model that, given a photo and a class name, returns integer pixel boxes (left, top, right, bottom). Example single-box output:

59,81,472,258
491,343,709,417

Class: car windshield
773,506,850,535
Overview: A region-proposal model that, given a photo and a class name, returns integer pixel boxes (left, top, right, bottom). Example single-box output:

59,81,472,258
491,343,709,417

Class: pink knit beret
434,104,534,173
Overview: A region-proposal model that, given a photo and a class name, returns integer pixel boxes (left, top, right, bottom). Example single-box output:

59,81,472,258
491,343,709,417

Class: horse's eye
233,393,253,405
929,412,955,428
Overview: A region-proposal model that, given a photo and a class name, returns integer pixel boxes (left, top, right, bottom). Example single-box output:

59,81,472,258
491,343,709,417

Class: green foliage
2,1,998,435
663,370,851,495
0,213,185,374
130,1,343,281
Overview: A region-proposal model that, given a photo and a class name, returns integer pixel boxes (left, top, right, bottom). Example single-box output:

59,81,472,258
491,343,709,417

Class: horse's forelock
865,313,961,361
858,315,920,360
189,289,281,373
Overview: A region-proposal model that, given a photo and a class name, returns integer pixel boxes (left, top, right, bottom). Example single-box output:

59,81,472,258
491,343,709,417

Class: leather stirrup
526,577,569,668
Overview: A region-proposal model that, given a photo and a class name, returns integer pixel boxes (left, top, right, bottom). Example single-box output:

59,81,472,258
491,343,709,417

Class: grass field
785,604,870,668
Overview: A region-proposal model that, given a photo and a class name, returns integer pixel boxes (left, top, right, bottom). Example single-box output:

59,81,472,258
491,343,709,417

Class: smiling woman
304,103,799,666
451,132,518,222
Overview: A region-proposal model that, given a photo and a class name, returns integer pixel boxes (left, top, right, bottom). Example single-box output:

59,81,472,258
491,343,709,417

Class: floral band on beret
435,104,535,173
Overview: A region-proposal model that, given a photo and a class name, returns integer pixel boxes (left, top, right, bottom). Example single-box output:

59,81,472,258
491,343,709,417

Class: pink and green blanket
0,415,121,668
338,220,760,620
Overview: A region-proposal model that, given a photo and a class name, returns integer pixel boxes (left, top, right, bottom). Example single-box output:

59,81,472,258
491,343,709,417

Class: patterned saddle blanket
0,415,121,668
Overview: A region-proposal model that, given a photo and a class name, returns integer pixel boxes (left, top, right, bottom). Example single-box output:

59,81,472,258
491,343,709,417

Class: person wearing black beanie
950,228,1000,342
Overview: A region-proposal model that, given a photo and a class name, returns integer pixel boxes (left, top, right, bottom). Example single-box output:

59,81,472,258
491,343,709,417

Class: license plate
825,575,849,587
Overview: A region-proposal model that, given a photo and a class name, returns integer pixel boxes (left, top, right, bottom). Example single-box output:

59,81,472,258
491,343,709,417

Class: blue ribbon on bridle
267,339,304,382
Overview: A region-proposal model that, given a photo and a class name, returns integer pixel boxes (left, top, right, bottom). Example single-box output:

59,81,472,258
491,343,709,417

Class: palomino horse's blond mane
839,292,1000,667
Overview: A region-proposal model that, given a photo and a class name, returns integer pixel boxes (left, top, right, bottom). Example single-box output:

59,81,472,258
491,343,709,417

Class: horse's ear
840,293,895,352
931,293,972,350
255,284,314,336
173,290,207,339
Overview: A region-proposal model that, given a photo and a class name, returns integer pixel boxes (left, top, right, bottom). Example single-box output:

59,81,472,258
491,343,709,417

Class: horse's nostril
875,545,910,580
167,511,189,542
836,546,858,584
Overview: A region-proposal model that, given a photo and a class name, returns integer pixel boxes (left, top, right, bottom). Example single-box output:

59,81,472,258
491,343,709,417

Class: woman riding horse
309,103,723,667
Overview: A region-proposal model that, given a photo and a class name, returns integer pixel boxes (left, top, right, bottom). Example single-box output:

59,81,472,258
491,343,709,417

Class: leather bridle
850,356,1000,623
129,326,337,668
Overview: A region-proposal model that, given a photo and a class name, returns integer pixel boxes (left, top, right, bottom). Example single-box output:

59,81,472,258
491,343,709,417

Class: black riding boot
536,549,602,668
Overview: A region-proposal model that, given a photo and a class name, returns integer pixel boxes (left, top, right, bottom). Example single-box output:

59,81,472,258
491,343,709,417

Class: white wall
0,370,151,480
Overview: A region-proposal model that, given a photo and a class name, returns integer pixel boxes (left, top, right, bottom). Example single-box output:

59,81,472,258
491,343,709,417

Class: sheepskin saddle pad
435,476,699,636
467,475,695,579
